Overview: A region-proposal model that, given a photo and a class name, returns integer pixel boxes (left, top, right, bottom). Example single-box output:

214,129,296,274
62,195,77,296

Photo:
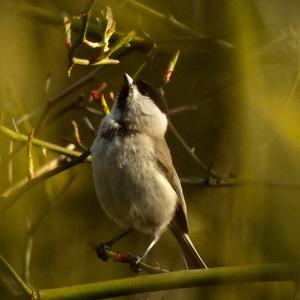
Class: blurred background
1,0,300,299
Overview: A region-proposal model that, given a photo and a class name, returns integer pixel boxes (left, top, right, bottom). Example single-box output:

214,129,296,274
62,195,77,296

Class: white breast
91,133,177,236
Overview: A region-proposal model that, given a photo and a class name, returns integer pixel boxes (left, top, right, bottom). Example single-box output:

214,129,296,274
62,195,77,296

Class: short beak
123,73,133,86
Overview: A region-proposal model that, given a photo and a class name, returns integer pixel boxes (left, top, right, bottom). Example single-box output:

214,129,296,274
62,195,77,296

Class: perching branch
35,263,300,299
1,256,299,300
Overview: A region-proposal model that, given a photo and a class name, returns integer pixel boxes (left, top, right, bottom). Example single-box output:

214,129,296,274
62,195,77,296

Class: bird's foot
95,242,112,262
127,254,143,273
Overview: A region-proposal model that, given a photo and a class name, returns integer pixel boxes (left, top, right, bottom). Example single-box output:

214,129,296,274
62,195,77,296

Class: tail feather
170,227,207,269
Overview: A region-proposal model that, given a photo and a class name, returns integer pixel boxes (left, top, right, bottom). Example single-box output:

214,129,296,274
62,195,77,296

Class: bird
91,73,207,269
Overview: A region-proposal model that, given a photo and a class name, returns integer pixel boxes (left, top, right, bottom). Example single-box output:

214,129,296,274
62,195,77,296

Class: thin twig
0,255,32,297
23,174,75,284
180,176,300,191
157,50,219,178
168,104,198,115
0,150,90,211
19,3,125,43
168,121,216,177
0,125,89,159
27,128,35,180
71,120,88,150
132,43,158,79
2,155,70,199
23,230,34,285
8,140,14,184
122,0,233,49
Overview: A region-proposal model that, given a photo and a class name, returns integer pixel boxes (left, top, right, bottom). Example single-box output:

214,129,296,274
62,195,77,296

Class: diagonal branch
122,0,233,49
0,150,90,212
0,125,90,159
0,255,33,297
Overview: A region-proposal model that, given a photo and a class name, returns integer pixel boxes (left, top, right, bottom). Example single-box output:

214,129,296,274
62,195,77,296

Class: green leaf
107,31,136,56
91,58,119,65
72,57,90,65
102,6,116,52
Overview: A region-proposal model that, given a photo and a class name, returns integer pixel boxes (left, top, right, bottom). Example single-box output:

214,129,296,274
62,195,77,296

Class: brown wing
153,137,189,234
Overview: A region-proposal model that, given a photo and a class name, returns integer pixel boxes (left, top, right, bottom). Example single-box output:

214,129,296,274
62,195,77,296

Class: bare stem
168,121,218,178
0,125,90,159
181,176,300,191
37,263,299,299
168,104,198,115
27,128,35,180
133,44,158,79
122,0,233,49
0,150,90,211
0,255,32,297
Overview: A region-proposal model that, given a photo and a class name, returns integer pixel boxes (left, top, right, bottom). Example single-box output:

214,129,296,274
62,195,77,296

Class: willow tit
91,73,207,269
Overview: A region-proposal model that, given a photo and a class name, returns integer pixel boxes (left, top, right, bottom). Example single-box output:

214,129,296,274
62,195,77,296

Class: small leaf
83,40,105,48
91,58,119,65
107,31,136,56
64,16,72,48
102,6,116,52
72,57,90,65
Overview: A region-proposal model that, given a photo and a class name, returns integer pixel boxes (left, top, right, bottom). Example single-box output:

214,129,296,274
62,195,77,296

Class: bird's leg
96,228,132,261
129,234,161,273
